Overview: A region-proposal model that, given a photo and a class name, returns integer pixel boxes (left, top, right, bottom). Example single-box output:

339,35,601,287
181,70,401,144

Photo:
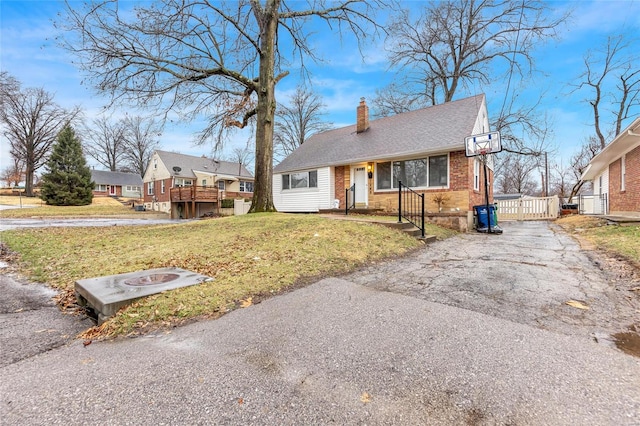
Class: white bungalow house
580,117,640,216
272,94,494,230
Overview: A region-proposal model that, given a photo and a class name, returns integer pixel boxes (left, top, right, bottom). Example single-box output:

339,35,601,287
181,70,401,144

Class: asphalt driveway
1,220,639,424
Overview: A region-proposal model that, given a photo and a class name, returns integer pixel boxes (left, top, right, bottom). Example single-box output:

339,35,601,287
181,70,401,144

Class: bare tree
376,0,565,159
494,152,539,195
370,83,429,118
60,0,384,212
548,160,572,204
121,116,162,177
1,156,25,187
274,85,333,161
0,72,80,196
574,35,640,149
83,116,126,171
561,35,639,202
567,136,601,202
385,0,566,105
224,143,255,174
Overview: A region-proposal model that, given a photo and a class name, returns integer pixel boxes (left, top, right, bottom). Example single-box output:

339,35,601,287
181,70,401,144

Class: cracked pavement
1,220,639,424
346,220,640,346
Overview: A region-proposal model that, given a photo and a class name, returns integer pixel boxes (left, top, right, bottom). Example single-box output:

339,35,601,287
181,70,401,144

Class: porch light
367,164,373,179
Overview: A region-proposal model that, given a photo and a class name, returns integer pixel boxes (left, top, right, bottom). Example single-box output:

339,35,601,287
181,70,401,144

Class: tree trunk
25,160,35,197
249,0,279,213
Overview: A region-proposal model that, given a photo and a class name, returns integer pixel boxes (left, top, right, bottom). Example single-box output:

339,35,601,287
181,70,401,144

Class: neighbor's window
218,180,226,190
202,179,207,187
95,184,107,192
147,181,154,196
161,180,165,194
126,185,140,192
376,154,448,190
240,181,253,192
175,178,193,187
281,170,318,190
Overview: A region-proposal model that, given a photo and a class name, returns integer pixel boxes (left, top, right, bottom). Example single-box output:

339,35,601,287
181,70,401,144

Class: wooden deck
170,186,218,202
169,186,252,219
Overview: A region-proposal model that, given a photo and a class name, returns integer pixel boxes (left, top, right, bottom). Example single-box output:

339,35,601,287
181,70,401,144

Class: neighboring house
273,94,494,230
142,150,254,218
91,170,143,198
581,117,640,216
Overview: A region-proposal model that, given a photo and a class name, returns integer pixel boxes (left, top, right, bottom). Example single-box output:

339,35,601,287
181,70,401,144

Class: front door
109,185,116,196
354,166,367,207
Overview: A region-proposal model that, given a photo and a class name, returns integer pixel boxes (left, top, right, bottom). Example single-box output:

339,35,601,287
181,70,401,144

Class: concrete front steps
376,220,437,243
318,211,437,243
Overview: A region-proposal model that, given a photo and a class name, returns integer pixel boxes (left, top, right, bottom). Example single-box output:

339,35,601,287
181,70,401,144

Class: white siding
273,167,333,212
592,169,609,214
143,151,171,184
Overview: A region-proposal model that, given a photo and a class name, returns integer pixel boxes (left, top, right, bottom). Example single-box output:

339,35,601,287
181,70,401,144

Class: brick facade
334,150,494,214
334,166,346,207
144,177,172,204
609,145,640,213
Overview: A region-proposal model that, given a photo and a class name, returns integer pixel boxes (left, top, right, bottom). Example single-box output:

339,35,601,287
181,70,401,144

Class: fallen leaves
565,300,590,310
360,392,371,403
239,297,252,308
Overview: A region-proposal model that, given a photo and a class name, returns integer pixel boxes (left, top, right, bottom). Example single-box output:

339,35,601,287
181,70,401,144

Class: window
281,170,318,190
376,154,448,190
621,154,626,191
218,180,226,190
95,184,107,192
240,181,253,192
202,179,207,187
161,181,165,194
175,178,193,187
474,159,480,191
126,185,141,193
147,181,154,195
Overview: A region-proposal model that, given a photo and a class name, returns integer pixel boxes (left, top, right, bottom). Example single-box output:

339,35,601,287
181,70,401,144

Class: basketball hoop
464,131,502,157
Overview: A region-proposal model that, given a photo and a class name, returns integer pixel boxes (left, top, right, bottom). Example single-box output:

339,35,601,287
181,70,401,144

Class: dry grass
556,215,640,267
1,213,425,338
0,195,162,218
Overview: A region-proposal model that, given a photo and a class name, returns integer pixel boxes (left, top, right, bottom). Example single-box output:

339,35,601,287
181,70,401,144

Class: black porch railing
345,183,355,215
397,181,425,238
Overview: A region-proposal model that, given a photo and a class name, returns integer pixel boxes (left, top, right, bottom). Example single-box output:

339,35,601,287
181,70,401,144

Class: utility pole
545,152,549,197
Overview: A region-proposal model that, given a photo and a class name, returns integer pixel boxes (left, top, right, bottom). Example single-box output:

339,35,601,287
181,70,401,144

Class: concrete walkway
1,221,639,424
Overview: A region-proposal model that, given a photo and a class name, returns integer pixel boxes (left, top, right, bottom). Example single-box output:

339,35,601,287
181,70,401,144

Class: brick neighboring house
272,94,494,231
142,150,254,218
581,117,640,217
91,170,143,198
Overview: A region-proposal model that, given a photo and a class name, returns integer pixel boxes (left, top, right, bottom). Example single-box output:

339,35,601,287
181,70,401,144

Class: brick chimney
356,97,369,133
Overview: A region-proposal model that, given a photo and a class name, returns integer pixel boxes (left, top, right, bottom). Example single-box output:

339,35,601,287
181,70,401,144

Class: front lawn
556,215,640,267
0,195,163,218
1,213,433,338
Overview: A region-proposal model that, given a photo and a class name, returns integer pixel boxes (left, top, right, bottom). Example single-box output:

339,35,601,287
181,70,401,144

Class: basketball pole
482,153,493,234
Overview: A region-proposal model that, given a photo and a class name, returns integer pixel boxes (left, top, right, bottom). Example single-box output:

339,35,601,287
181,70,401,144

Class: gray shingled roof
274,94,485,173
91,170,143,186
155,150,254,179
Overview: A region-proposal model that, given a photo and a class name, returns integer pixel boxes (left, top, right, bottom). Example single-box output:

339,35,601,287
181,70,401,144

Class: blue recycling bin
474,204,497,229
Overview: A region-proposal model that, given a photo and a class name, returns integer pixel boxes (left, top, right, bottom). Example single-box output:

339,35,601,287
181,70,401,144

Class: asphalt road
1,220,639,425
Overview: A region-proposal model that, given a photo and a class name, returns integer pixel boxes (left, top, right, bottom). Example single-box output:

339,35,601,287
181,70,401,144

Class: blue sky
1,0,639,174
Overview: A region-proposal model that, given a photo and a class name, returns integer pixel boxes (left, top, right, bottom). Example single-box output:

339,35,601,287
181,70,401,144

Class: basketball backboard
465,131,502,157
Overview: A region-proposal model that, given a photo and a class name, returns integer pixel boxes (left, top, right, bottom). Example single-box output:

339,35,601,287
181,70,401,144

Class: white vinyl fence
496,195,559,221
